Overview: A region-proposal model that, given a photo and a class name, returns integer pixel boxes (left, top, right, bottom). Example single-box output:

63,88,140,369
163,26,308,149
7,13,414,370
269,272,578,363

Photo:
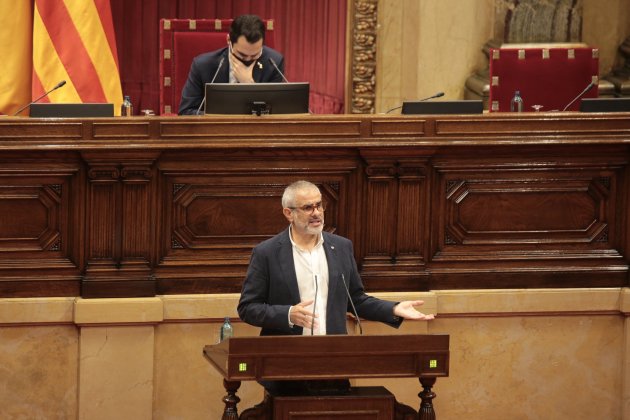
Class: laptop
580,98,630,113
30,103,114,118
402,100,483,115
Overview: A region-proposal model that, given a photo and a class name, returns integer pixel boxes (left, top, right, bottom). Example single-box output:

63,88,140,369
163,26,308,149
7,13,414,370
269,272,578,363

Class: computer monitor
204,82,310,115
402,100,483,115
580,98,630,113
29,103,114,118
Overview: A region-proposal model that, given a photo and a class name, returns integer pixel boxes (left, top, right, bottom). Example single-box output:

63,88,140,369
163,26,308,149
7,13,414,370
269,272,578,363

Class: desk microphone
269,57,312,114
562,82,595,111
196,56,225,115
13,80,66,116
268,57,289,83
385,91,444,114
311,274,319,335
341,273,363,335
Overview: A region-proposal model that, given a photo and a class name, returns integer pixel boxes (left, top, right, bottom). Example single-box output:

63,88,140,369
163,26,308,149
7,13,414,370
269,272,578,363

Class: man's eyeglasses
289,201,325,214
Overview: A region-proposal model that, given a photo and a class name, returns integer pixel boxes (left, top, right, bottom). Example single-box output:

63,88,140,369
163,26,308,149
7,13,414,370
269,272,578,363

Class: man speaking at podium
238,181,434,394
238,180,434,392
178,14,285,115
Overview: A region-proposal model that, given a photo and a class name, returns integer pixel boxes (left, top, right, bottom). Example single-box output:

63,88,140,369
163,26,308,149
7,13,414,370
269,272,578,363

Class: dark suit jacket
237,228,402,336
178,46,285,115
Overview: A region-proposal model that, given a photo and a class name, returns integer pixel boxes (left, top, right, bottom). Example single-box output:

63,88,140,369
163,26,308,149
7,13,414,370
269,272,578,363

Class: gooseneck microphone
341,273,363,335
311,274,319,335
268,57,289,83
196,56,225,116
269,57,312,114
385,91,444,114
562,82,596,111
421,91,445,101
13,80,67,116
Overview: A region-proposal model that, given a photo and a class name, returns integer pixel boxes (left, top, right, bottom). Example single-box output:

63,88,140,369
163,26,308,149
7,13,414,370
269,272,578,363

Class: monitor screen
204,82,310,115
402,100,483,115
580,98,630,113
29,103,114,118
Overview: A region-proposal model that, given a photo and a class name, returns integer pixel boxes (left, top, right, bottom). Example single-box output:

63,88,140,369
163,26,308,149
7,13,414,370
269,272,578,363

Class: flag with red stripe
32,0,123,115
0,2,32,116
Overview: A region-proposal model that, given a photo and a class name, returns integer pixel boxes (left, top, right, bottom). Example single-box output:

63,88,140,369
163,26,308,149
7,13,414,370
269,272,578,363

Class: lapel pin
257,62,263,69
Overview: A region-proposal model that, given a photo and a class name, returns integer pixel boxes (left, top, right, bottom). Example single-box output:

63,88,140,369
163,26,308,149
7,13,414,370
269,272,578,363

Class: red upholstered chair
159,18,276,115
488,44,599,112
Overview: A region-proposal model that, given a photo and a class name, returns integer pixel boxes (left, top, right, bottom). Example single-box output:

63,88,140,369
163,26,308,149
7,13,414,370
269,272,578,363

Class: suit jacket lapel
277,228,300,304
253,56,264,83
323,233,341,309
215,50,230,83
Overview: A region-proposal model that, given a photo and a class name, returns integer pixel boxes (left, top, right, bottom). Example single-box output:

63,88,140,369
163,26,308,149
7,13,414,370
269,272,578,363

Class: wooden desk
203,334,450,419
0,113,628,298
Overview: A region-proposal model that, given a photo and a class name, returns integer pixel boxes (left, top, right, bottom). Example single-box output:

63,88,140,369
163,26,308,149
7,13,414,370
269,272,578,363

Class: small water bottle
121,95,133,116
510,90,523,112
220,317,233,342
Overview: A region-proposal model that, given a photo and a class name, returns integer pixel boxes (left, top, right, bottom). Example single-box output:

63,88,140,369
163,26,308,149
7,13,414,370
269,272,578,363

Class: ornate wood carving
350,0,378,114
0,157,81,297
81,152,159,298
0,114,628,297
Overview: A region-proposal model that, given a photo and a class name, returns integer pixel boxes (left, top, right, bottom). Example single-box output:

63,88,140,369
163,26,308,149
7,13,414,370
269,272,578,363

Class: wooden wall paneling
154,149,360,294
0,114,628,297
358,150,431,291
427,149,629,289
0,152,82,297
395,158,429,277
80,151,159,298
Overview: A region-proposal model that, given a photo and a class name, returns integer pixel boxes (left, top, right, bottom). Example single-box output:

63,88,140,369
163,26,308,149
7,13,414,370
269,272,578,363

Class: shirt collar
288,225,324,251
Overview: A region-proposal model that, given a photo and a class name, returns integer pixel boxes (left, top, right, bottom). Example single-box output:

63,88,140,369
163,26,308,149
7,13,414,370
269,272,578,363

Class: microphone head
435,92,445,98
55,80,67,89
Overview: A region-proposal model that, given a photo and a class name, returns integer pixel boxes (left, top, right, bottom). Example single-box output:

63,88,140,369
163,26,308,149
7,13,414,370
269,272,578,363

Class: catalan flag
32,0,123,115
0,2,32,116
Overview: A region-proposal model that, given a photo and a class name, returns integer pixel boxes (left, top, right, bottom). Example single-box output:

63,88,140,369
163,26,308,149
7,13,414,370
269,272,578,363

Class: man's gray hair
282,180,320,208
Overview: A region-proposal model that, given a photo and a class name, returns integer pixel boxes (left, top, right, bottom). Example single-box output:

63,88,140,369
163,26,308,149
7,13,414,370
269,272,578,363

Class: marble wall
0,289,628,419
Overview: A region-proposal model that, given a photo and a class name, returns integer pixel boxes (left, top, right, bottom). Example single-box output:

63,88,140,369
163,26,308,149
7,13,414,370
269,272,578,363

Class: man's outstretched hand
393,300,435,320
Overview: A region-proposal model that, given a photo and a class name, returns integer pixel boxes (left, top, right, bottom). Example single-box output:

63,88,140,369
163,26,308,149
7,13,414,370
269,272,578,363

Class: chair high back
488,45,599,112
159,18,275,115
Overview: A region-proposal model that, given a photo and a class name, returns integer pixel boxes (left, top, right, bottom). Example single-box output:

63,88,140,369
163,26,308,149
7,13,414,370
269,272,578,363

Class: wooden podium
203,334,449,419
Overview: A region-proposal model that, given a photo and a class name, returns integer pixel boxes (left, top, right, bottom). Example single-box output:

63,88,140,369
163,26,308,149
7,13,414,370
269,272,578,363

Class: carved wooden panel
349,0,378,113
81,152,158,298
0,115,627,297
155,151,354,294
358,154,429,291
429,155,626,288
0,156,81,297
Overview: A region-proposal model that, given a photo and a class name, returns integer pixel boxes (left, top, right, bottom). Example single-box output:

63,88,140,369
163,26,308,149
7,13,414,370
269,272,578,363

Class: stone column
75,297,163,420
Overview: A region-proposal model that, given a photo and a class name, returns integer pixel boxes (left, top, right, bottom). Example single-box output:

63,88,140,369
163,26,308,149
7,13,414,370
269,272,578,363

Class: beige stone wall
0,289,629,419
375,0,630,113
583,0,630,74
376,0,494,113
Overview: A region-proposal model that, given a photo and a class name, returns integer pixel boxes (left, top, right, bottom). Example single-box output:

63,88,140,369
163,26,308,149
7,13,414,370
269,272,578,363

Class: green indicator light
239,362,247,372
429,359,437,368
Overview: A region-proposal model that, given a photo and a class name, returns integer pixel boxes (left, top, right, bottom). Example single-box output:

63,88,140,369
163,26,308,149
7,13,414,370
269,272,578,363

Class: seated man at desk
238,180,434,394
178,14,285,115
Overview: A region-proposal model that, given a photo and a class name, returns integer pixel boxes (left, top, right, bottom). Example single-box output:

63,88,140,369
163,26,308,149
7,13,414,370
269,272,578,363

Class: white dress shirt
289,225,329,335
